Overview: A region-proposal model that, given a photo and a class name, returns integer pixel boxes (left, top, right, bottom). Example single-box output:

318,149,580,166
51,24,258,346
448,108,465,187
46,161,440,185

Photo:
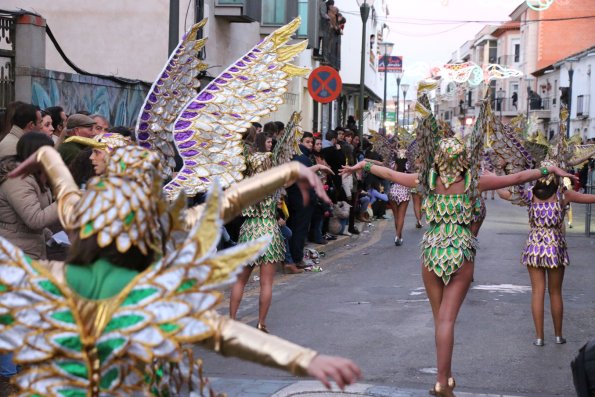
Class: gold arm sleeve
36,146,82,229
186,161,302,228
200,311,317,376
35,260,66,284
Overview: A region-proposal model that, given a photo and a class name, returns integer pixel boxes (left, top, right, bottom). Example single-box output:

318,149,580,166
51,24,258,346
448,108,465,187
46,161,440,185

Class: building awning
341,84,382,103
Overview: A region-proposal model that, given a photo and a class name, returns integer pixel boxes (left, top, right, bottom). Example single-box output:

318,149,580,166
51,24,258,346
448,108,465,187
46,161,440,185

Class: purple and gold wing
135,19,208,177
273,112,303,166
163,17,309,200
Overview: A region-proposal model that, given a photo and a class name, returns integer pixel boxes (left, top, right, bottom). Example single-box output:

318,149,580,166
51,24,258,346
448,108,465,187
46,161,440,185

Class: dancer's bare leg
412,193,423,224
425,261,474,386
527,266,546,340
389,200,399,231
422,263,444,323
258,262,277,327
396,200,409,239
547,266,565,337
469,218,484,237
229,265,253,320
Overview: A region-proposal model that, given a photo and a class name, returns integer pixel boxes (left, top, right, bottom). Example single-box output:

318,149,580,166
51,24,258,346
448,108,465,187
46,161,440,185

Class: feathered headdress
414,80,488,202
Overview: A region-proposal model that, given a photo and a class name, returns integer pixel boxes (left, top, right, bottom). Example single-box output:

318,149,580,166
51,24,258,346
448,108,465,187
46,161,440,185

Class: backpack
571,339,595,397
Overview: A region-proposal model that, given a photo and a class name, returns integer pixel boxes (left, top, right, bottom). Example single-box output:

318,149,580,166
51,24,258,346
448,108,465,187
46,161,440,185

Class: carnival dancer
230,132,283,334
368,130,412,245
389,151,410,246
493,106,595,347
340,81,575,397
497,160,595,346
0,145,360,396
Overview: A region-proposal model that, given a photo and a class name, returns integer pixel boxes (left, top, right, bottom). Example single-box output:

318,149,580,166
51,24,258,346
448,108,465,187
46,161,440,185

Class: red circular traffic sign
308,66,342,103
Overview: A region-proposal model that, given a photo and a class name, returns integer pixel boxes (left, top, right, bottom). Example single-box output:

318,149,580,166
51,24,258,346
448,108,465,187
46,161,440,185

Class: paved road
200,197,595,397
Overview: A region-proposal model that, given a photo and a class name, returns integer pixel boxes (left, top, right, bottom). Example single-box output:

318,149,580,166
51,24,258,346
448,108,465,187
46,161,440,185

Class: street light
392,95,398,134
401,83,409,128
566,60,576,138
356,0,376,139
496,87,505,120
394,70,402,128
379,41,394,132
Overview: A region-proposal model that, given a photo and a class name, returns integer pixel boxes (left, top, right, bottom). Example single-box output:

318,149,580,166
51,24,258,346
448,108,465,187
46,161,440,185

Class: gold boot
433,380,457,397
429,378,456,395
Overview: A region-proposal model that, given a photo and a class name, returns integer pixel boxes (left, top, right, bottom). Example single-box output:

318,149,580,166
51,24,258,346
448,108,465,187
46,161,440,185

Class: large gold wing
273,111,303,166
163,18,309,200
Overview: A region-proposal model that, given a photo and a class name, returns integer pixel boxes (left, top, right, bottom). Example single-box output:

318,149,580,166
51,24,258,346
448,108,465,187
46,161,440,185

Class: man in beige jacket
0,103,41,157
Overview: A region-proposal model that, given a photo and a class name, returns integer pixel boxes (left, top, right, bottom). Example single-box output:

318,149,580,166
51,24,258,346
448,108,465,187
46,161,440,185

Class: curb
208,378,559,397
305,218,387,258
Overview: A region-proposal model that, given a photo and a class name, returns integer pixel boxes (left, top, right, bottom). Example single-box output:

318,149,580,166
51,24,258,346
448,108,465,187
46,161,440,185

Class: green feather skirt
239,217,285,266
422,194,477,284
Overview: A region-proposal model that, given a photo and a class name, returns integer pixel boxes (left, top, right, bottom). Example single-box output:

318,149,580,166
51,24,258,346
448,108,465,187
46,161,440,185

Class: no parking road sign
308,66,342,104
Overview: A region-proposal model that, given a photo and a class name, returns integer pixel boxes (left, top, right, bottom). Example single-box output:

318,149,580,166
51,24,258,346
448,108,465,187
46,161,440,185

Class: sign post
378,55,403,73
308,66,342,104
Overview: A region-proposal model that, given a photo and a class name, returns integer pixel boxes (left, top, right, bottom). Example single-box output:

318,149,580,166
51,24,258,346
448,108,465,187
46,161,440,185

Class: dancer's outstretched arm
201,311,361,390
187,162,332,227
340,160,418,188
564,189,595,204
479,166,576,192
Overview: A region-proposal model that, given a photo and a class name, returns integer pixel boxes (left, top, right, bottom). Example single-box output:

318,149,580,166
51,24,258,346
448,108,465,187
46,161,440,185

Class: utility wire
341,10,595,25
45,25,150,88
1,9,150,88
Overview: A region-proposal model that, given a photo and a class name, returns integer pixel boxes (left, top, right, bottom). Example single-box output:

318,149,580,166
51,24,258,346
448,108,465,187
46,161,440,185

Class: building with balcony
533,46,595,141
336,1,387,135
436,0,595,139
509,0,595,133
492,21,522,120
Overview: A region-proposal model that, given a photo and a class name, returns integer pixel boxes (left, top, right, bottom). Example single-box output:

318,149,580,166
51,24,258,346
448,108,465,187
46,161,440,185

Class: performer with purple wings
495,105,595,347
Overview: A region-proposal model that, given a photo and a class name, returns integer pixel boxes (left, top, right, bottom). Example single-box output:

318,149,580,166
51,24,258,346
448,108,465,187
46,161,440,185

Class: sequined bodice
528,201,565,229
242,152,277,218
424,194,474,226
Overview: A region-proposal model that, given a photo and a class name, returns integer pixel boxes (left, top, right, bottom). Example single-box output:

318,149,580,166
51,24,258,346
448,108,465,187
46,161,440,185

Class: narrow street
201,197,595,397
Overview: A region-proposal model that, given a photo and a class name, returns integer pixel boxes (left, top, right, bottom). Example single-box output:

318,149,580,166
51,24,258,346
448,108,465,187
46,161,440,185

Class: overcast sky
339,0,527,96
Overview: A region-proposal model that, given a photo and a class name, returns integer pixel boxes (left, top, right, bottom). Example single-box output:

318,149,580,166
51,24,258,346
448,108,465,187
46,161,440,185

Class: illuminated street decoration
526,0,555,11
484,63,524,81
437,62,523,86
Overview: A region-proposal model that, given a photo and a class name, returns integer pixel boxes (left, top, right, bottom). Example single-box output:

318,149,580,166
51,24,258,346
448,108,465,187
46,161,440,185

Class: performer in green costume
340,81,574,397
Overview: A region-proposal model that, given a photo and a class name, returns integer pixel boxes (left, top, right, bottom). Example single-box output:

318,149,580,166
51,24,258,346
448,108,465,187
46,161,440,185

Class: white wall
338,4,383,99
6,0,197,82
564,56,595,140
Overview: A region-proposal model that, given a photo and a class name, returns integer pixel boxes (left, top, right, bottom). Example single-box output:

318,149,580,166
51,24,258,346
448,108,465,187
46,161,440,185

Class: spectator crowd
0,100,394,393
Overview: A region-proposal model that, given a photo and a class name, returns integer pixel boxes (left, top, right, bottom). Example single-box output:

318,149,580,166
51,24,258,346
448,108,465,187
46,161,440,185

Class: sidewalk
207,378,559,397
304,217,383,262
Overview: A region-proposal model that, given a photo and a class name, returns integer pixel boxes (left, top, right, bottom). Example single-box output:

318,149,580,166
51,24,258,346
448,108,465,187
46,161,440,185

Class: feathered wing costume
489,105,595,269
50,17,312,233
134,17,308,201
0,19,325,395
415,81,488,284
0,147,319,396
135,19,209,178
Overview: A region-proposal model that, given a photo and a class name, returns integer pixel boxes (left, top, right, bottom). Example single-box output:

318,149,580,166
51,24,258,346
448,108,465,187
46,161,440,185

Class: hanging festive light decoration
526,0,555,11
436,62,523,86
484,63,524,81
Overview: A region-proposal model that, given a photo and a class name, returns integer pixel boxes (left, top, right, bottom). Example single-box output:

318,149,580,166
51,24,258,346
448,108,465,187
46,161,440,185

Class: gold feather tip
271,17,301,47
